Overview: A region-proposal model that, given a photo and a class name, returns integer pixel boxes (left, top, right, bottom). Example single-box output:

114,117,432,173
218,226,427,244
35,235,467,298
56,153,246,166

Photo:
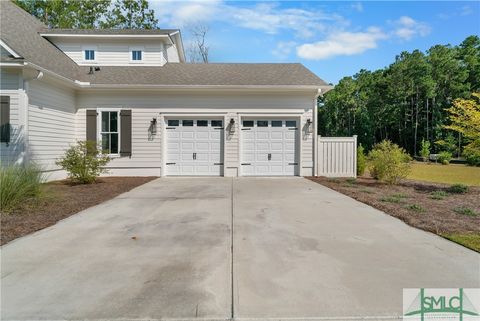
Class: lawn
408,162,480,186
309,176,480,252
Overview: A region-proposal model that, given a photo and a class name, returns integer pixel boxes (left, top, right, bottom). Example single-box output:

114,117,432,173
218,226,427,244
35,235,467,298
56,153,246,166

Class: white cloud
296,27,387,60
151,0,347,38
460,5,473,16
392,16,431,40
272,41,297,59
351,2,363,12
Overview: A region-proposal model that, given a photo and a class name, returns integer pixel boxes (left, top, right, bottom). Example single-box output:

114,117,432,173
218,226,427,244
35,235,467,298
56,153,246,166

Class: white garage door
241,119,298,176
166,119,223,176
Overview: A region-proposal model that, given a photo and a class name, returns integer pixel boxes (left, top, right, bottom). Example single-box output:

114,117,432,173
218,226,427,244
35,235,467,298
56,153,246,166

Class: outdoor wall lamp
306,118,313,133
150,118,157,135
228,118,236,134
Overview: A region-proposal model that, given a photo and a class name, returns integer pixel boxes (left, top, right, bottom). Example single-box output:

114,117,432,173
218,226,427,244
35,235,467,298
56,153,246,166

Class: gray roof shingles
1,1,328,88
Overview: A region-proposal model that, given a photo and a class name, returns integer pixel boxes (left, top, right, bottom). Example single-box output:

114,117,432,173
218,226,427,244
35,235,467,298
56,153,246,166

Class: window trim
82,46,97,63
129,46,144,63
97,108,121,157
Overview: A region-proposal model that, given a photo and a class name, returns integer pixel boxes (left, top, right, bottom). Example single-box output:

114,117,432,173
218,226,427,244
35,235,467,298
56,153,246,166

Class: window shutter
120,109,132,157
86,109,97,142
0,96,11,144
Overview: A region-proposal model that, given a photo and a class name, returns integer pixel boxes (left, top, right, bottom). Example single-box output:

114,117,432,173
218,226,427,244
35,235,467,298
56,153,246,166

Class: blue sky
152,1,480,84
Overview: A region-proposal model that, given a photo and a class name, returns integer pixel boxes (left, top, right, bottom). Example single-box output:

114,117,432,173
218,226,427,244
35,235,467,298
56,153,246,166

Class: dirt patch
308,177,480,247
1,177,157,245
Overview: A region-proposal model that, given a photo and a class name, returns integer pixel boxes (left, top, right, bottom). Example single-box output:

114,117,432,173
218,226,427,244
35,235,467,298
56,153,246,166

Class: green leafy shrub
453,207,478,217
380,193,408,203
357,144,367,176
419,138,431,162
56,140,111,184
406,204,425,212
437,151,452,165
0,164,44,212
429,191,448,200
368,140,412,184
447,183,469,194
463,141,480,166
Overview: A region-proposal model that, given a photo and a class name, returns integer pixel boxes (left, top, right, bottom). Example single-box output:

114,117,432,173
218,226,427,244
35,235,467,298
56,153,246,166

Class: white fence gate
317,135,357,177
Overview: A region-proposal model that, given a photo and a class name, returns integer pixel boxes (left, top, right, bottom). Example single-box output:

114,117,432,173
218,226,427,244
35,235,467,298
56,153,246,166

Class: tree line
14,0,158,29
319,35,480,157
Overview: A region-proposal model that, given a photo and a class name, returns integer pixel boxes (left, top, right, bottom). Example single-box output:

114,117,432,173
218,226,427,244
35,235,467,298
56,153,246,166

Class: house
0,1,332,180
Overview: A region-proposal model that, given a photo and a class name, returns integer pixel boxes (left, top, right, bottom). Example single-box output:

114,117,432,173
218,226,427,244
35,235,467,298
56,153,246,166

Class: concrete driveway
1,178,479,320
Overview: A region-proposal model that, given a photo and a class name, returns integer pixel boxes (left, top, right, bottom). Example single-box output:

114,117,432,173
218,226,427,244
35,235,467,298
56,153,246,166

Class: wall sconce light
150,118,157,135
228,118,236,134
306,118,313,133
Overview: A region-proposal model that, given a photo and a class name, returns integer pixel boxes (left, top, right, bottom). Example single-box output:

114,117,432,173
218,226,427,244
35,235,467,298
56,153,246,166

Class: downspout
313,88,322,176
22,70,44,165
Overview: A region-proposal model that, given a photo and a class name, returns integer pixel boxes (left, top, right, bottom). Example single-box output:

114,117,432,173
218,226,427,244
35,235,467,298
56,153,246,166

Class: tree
187,26,210,63
101,0,158,29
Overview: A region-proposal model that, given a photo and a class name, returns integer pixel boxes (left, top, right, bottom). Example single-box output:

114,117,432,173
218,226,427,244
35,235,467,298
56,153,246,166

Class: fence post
353,135,357,177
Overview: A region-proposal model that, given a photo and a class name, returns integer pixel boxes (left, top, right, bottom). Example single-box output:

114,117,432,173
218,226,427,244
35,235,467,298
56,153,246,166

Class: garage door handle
241,163,251,165
166,162,176,165
193,153,196,160
268,153,271,160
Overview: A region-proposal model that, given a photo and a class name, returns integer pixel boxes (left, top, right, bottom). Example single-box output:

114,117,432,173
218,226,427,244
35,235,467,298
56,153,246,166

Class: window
271,120,283,127
257,120,268,127
242,120,254,127
286,120,297,127
132,50,142,61
100,111,119,154
197,120,208,127
182,120,194,126
84,49,95,61
211,120,223,127
168,119,179,126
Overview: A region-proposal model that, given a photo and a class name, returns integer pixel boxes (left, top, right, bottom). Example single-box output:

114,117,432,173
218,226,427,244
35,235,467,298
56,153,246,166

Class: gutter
313,88,322,177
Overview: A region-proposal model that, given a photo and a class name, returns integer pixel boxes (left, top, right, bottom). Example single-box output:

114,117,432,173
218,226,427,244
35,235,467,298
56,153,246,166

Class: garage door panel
270,132,283,139
271,142,283,151
285,131,296,139
196,132,209,139
181,132,195,139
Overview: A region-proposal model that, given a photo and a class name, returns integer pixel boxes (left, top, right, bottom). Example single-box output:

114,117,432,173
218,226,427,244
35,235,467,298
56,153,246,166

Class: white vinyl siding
51,39,168,66
0,68,25,166
28,79,76,171
76,90,315,176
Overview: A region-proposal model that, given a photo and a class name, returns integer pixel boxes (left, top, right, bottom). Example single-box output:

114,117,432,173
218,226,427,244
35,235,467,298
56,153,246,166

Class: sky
150,1,480,84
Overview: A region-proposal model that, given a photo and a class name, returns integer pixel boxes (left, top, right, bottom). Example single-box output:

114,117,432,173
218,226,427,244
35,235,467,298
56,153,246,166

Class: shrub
0,164,44,211
56,140,111,184
406,204,425,212
380,194,408,203
463,141,480,166
419,138,431,162
437,151,452,165
447,184,469,194
453,207,478,217
357,144,367,176
368,140,412,184
429,191,448,200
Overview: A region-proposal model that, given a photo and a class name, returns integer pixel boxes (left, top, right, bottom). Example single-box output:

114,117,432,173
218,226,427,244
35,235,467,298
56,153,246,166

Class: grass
408,162,480,186
453,206,479,217
0,165,44,212
442,233,480,252
380,193,408,203
405,204,425,212
429,190,449,200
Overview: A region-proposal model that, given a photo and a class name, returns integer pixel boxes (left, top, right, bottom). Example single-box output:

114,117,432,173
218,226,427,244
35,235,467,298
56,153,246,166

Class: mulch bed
308,176,480,237
1,177,156,245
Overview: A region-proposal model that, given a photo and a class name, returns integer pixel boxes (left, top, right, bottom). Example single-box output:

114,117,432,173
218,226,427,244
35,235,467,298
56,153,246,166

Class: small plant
453,207,478,217
346,178,357,184
0,164,44,212
368,140,412,185
357,144,367,176
360,188,374,194
406,204,425,212
437,151,452,165
419,138,431,162
381,193,408,203
56,140,111,184
447,184,469,194
391,193,409,199
463,141,480,167
429,190,449,200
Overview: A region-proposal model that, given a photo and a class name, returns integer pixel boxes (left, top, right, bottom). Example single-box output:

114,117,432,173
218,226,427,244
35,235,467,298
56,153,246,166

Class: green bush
463,141,480,166
447,183,469,194
453,207,478,217
357,144,367,176
0,164,44,212
56,140,111,184
406,204,425,212
419,138,431,162
437,151,452,165
368,140,412,185
429,191,449,200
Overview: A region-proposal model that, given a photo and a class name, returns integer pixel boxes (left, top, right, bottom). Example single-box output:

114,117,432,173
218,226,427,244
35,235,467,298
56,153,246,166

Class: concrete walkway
1,178,479,320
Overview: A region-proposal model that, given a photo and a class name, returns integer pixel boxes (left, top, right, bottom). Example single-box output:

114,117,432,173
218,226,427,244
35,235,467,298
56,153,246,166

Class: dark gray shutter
0,96,11,143
86,109,97,142
120,109,132,157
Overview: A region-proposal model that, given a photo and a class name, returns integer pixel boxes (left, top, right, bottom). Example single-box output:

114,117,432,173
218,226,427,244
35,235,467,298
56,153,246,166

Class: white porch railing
317,135,357,177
